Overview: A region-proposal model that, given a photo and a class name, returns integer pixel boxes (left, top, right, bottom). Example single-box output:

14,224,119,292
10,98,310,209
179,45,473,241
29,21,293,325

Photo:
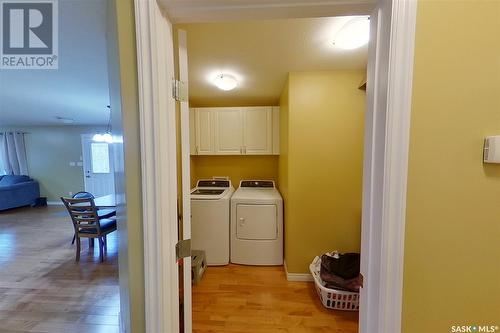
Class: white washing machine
191,179,234,266
230,180,283,265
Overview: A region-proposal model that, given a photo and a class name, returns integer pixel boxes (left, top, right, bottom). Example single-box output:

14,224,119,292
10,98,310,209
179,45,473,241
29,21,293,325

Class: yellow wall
279,79,290,239
402,2,500,332
281,70,366,273
190,155,279,188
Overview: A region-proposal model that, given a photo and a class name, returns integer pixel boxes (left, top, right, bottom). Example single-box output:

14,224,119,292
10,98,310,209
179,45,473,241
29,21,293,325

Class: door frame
133,1,418,333
359,1,417,333
134,1,180,332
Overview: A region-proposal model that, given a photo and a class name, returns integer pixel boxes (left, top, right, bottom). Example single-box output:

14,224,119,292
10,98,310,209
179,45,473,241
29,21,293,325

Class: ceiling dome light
213,74,238,91
333,17,370,50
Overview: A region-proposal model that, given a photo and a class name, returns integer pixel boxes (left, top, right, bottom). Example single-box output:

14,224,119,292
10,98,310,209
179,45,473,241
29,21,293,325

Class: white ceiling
159,0,375,23
0,0,110,126
178,16,369,107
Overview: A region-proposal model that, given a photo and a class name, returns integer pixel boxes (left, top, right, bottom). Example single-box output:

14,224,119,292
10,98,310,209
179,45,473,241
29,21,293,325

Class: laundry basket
309,256,360,311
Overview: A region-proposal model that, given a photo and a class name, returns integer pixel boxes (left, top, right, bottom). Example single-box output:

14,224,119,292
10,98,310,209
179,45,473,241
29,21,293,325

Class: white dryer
191,179,234,266
230,180,283,265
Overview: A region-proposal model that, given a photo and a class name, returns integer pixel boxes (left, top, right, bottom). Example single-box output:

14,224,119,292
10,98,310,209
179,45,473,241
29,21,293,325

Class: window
91,143,110,173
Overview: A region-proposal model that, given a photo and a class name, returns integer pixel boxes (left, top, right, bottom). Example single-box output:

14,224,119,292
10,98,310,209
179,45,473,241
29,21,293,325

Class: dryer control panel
240,180,275,188
197,179,231,188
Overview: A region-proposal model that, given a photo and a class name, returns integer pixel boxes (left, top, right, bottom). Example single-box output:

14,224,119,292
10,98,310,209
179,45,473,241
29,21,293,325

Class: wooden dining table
94,194,116,208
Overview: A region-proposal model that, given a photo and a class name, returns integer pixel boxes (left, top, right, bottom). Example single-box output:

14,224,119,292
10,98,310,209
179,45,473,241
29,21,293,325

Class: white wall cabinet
190,107,279,155
243,107,273,155
214,108,244,155
194,108,215,155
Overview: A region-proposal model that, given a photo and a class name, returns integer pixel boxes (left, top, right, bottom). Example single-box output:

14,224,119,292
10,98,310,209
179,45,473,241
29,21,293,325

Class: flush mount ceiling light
333,17,370,50
213,74,238,91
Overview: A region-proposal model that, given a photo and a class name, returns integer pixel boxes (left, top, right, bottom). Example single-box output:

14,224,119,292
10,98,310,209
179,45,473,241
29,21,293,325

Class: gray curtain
0,132,29,176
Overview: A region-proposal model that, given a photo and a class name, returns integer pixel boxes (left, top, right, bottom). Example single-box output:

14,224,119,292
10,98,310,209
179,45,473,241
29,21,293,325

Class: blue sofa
0,175,40,211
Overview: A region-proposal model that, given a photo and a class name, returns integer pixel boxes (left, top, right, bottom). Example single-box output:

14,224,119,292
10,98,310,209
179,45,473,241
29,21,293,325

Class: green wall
0,125,105,201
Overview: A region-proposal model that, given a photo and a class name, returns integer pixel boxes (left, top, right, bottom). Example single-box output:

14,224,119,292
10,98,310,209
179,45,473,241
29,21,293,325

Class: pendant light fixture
93,106,113,143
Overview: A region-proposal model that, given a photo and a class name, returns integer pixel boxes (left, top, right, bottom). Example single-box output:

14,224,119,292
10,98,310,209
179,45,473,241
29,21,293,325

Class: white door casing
81,134,115,197
359,1,417,333
178,29,193,333
134,1,180,333
135,0,418,332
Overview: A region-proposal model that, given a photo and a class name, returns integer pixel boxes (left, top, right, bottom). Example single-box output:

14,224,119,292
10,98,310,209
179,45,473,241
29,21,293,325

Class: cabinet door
195,108,215,155
243,107,272,155
214,108,243,155
189,108,196,155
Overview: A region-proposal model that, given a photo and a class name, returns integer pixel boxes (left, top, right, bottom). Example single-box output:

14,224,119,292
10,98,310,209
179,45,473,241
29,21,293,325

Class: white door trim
178,28,193,333
134,0,418,332
360,1,417,333
134,1,179,333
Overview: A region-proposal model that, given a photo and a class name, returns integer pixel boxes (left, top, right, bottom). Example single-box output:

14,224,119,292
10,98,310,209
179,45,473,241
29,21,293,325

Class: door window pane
91,143,110,173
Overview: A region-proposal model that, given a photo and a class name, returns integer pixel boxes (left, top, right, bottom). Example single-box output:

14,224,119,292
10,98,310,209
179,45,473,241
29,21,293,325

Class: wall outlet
69,162,76,166
77,162,83,167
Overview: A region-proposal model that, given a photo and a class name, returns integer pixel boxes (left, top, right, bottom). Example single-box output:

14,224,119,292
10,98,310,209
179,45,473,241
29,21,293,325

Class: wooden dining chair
61,197,117,262
70,192,116,244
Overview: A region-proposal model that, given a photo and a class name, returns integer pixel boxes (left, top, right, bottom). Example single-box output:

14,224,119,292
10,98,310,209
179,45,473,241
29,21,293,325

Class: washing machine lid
191,179,233,200
191,189,225,195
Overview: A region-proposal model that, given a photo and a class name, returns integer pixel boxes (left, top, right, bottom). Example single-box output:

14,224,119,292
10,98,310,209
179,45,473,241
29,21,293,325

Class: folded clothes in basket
320,252,361,292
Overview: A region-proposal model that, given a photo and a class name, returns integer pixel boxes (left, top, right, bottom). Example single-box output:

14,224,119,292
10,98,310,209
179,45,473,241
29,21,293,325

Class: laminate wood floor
0,206,119,333
192,265,359,333
1,206,358,333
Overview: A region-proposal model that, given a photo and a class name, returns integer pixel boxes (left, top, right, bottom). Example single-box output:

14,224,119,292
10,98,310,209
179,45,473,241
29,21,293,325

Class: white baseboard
284,260,313,282
47,201,64,206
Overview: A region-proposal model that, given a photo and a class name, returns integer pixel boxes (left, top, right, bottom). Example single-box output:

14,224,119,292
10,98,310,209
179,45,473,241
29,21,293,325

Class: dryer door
236,204,277,240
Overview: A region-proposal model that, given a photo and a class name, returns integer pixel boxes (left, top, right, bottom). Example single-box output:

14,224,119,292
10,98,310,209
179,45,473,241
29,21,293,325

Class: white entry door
81,134,115,197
